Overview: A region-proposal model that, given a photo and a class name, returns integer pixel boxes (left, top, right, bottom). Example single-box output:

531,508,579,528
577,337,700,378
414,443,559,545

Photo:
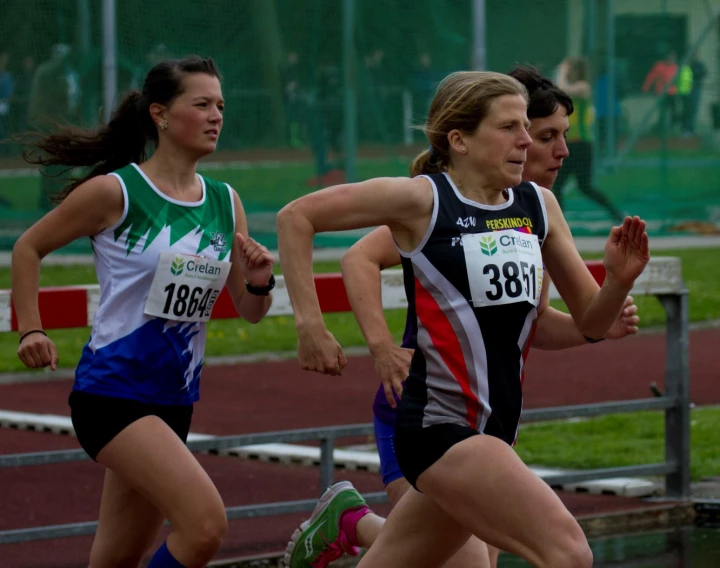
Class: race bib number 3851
462,229,543,308
144,252,231,322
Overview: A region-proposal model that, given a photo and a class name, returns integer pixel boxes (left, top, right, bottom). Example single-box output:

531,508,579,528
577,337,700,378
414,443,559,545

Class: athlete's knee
558,538,593,568
180,505,228,562
543,526,593,568
191,513,228,555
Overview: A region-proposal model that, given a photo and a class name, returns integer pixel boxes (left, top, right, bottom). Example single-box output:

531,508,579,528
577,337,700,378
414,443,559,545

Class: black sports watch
245,274,275,296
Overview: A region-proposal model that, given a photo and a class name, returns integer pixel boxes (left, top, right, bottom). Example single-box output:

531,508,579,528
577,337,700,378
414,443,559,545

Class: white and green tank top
74,163,235,405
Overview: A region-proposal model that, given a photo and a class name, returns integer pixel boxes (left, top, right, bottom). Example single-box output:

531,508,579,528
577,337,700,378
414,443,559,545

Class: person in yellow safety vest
677,63,694,136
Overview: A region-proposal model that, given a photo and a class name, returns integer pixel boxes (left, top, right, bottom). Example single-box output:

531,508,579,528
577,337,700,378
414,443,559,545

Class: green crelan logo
170,256,185,276
479,235,497,256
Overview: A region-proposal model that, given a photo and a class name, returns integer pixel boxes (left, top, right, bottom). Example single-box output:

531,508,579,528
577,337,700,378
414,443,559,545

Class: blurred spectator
363,48,387,143
28,44,80,210
146,43,170,68
676,61,693,136
12,55,35,134
555,56,624,223
414,53,439,111
306,58,344,187
365,49,386,86
412,53,442,141
642,50,680,133
319,60,343,173
595,59,624,153
130,44,172,90
0,52,13,153
684,52,707,135
28,44,81,131
281,51,303,148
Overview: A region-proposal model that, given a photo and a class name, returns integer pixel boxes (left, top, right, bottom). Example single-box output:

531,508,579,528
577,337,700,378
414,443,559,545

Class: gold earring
159,120,168,130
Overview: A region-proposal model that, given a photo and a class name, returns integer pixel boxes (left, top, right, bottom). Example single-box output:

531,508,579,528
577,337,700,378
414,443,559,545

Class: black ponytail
22,91,152,201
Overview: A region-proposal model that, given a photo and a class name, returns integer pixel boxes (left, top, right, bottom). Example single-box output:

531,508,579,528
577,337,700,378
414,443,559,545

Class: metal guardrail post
667,526,693,567
319,436,335,492
658,290,691,499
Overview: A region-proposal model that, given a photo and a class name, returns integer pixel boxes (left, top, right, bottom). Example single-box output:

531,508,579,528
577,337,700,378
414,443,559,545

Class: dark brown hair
508,65,574,120
22,55,220,202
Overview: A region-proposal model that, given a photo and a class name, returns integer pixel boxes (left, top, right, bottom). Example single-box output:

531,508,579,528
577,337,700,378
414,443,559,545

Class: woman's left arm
540,188,649,339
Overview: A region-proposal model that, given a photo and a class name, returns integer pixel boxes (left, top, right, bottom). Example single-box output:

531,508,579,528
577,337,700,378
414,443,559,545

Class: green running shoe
283,481,367,568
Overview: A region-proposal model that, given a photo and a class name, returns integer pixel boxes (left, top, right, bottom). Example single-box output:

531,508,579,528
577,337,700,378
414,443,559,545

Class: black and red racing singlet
397,172,548,445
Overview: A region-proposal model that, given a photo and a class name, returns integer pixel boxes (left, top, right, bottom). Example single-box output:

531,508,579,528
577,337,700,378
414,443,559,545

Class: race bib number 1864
144,252,231,322
462,229,543,308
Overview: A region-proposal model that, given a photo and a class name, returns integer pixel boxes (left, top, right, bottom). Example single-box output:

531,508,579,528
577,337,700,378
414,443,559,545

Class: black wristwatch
245,274,275,296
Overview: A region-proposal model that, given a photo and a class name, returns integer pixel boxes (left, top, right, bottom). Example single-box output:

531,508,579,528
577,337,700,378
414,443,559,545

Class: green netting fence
1,0,719,253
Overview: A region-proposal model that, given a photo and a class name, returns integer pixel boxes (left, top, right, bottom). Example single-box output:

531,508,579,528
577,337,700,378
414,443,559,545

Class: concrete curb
578,502,697,538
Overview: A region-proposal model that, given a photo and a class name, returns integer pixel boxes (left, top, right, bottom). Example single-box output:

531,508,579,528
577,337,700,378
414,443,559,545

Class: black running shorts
69,390,193,460
394,423,479,490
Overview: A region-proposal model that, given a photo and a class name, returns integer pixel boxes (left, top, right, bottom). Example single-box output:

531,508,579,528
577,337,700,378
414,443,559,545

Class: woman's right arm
13,175,124,369
341,226,410,406
276,176,432,376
